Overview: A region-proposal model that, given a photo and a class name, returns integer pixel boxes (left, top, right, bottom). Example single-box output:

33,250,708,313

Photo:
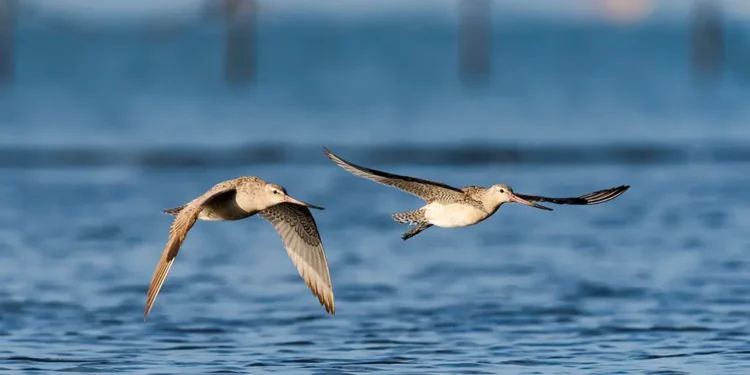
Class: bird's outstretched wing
323,147,465,202
259,202,335,314
144,181,237,320
515,185,630,205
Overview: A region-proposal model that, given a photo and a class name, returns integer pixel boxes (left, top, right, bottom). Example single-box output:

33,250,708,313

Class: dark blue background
0,3,749,374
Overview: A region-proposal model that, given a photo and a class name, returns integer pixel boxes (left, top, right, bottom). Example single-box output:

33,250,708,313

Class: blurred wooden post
690,0,723,83
459,0,491,87
0,0,16,85
223,0,257,85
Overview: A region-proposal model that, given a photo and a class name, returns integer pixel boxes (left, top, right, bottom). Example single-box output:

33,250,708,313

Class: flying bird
144,176,334,320
323,148,629,241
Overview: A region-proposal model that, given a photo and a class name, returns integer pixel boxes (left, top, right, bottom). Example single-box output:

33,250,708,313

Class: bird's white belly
424,203,487,228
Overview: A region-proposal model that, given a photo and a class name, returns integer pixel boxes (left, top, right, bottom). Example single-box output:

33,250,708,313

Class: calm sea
1,8,749,375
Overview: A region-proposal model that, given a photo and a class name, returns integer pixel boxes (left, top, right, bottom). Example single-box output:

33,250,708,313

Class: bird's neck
234,190,265,214
477,189,502,214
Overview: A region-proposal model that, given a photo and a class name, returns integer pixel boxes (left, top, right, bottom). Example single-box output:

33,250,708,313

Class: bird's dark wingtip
591,184,630,205
614,185,631,195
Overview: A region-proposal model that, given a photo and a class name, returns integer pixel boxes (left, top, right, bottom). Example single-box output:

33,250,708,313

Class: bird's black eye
499,189,505,193
273,190,278,195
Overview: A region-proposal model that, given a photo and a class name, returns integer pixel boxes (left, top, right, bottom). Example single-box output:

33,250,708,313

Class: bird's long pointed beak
284,195,325,210
510,194,553,211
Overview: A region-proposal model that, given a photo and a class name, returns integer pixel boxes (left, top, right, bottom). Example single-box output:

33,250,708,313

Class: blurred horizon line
0,141,748,168
16,0,750,24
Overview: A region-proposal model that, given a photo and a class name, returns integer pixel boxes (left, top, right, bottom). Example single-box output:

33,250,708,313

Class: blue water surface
0,9,749,375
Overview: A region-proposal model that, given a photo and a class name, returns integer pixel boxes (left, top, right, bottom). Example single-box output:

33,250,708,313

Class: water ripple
1,142,750,168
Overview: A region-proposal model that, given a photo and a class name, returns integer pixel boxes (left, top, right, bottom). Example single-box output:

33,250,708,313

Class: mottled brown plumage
258,203,332,312
144,176,334,320
324,148,629,240
323,148,466,204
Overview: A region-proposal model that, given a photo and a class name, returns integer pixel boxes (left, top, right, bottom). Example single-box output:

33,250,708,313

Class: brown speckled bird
144,176,334,320
324,148,629,241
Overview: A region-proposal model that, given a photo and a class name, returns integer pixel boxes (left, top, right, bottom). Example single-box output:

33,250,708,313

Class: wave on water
0,141,747,168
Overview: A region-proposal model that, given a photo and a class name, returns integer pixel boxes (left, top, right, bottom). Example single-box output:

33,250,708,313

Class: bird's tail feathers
392,209,425,226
